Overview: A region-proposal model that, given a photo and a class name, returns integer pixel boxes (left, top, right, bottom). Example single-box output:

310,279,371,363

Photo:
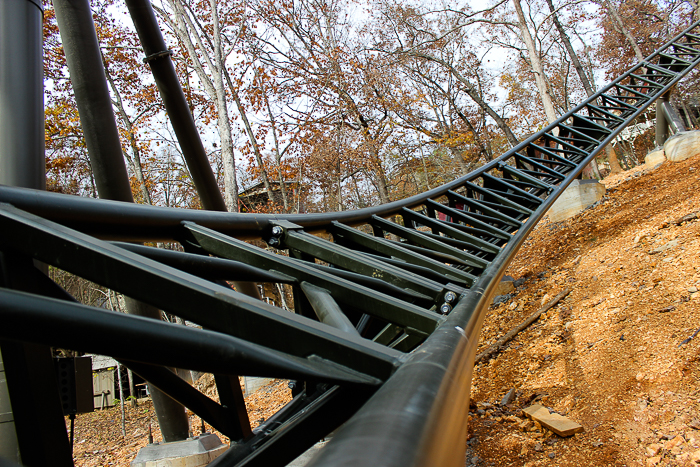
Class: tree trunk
359,127,391,204
264,93,290,210
607,144,623,173
448,148,471,176
545,0,595,98
164,0,240,211
208,0,238,211
602,0,645,63
127,368,137,408
225,66,275,206
103,58,153,205
512,0,557,124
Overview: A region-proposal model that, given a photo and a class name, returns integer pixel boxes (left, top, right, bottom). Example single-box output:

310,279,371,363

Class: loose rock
500,388,516,406
649,239,680,255
523,404,584,437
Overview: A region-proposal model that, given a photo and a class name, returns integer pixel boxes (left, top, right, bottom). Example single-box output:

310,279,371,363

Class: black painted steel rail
2,19,700,467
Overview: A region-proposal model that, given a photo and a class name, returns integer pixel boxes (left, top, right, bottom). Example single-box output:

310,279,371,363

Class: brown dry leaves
71,377,291,466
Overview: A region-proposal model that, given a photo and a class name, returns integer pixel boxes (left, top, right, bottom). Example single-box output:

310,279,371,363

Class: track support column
656,90,686,147
52,0,190,442
0,0,54,464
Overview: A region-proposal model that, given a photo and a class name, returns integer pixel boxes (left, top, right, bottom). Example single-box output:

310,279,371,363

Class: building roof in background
87,354,118,371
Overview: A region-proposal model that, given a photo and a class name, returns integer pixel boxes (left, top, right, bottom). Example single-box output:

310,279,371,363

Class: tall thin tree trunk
224,69,275,205
545,2,605,178
117,364,126,438
103,58,153,205
364,139,390,203
164,0,240,211
264,94,289,210
545,0,594,97
512,0,557,124
603,0,645,62
127,368,137,408
209,0,239,211
178,2,275,207
607,144,623,173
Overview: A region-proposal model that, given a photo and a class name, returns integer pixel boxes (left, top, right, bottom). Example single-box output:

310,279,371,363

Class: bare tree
511,0,558,124
156,0,241,211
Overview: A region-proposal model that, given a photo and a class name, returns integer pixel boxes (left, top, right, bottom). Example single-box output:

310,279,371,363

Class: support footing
131,433,226,467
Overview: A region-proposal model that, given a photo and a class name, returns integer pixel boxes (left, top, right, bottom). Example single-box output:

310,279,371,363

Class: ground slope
467,154,700,467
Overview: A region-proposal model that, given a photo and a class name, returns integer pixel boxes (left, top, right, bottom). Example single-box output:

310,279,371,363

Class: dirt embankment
467,154,700,467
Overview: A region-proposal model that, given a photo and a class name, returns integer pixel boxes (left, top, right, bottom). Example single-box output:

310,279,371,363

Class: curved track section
2,22,700,467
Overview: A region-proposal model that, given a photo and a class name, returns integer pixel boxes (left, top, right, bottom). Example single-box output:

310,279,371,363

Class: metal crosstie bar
1,11,700,467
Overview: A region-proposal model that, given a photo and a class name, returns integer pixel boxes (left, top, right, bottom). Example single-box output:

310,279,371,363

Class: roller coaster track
2,16,700,467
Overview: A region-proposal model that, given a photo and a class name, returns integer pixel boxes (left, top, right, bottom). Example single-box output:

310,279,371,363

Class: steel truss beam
1,18,700,467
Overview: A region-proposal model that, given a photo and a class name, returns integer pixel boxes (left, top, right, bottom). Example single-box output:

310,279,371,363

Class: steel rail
1,17,700,467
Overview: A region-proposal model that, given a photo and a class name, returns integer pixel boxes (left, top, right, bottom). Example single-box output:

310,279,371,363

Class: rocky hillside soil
468,153,700,467
67,153,699,467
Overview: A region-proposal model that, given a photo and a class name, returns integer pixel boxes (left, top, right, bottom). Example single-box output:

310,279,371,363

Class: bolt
271,226,283,237
268,237,280,247
439,303,452,315
444,291,458,303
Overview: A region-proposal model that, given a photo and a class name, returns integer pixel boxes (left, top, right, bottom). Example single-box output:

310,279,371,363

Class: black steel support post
122,0,263,302
51,0,133,202
122,0,226,213
0,0,57,464
656,91,671,146
121,298,191,441
0,254,73,467
0,0,45,191
661,100,687,134
52,0,190,443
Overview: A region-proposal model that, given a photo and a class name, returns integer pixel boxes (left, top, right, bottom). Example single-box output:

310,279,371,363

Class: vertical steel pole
51,0,133,203
0,0,45,190
52,0,190,442
0,0,54,464
0,253,73,467
121,298,190,441
656,93,671,147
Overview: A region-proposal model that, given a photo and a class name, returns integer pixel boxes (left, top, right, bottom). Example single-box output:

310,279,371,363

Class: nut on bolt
439,303,452,315
268,237,280,247
444,291,458,304
271,226,284,237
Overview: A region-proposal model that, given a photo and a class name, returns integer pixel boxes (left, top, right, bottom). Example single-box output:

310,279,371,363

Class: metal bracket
142,49,173,63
